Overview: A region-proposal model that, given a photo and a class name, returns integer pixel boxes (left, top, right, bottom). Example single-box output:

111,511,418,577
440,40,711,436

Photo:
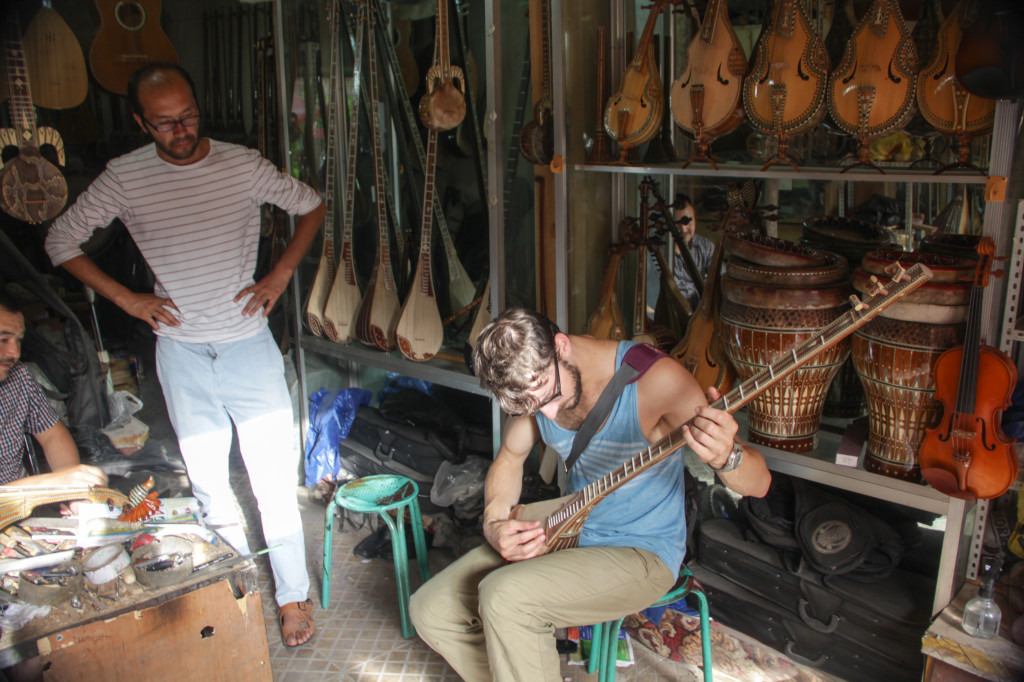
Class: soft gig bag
694,518,931,681
337,406,457,512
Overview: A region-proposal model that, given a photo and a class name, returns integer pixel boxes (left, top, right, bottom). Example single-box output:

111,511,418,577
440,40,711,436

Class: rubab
418,0,466,132
826,0,919,172
355,9,401,351
603,0,675,163
671,0,748,168
742,0,830,170
22,1,88,110
305,0,348,339
583,242,628,341
0,17,67,224
511,263,935,555
323,1,366,343
916,0,996,174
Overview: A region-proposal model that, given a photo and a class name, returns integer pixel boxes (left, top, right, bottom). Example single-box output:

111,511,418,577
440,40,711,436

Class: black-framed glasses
142,114,200,133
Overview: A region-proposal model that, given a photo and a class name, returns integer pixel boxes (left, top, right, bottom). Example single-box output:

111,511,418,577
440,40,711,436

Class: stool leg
694,590,713,682
380,510,414,639
407,497,431,582
588,621,605,675
602,617,626,682
322,499,337,609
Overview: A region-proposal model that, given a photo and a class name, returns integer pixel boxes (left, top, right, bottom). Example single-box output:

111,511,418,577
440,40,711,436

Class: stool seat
322,475,431,638
587,565,712,681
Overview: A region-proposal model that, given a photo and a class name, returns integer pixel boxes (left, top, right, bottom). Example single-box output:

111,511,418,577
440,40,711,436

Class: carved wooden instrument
920,237,1017,500
742,0,830,170
0,486,129,532
826,0,919,171
955,0,1024,100
0,19,67,224
418,0,466,131
671,228,735,394
370,0,475,314
22,1,88,110
671,0,748,168
583,242,628,341
916,0,996,173
466,278,491,351
355,7,401,351
323,1,366,344
586,26,612,164
305,0,347,339
604,0,674,161
519,0,554,165
511,263,935,555
395,128,444,361
627,189,674,351
88,0,179,95
650,234,692,341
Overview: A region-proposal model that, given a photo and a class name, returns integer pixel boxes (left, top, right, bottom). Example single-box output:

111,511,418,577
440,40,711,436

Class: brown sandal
279,599,315,647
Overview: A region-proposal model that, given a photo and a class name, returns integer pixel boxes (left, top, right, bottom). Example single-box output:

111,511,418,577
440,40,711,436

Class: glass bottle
963,557,1003,639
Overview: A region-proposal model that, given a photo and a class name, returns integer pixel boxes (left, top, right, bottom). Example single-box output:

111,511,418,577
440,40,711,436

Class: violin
919,237,1018,501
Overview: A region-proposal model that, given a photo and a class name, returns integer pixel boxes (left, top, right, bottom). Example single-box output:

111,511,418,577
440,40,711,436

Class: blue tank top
536,341,687,573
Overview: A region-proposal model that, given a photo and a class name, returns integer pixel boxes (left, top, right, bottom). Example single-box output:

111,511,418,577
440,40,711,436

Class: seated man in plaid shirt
0,290,106,487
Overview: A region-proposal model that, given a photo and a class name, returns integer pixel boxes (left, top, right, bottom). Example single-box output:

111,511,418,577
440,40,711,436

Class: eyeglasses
141,114,200,133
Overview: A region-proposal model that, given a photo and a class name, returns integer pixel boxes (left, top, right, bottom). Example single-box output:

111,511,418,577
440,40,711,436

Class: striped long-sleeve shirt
46,140,322,344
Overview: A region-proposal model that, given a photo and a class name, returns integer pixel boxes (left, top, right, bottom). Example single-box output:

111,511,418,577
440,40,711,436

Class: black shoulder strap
564,343,666,472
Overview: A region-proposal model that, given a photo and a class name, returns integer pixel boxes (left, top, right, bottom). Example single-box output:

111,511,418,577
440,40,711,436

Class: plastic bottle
963,557,1003,639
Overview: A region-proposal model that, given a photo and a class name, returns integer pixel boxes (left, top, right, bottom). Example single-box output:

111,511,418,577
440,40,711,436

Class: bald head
127,63,197,117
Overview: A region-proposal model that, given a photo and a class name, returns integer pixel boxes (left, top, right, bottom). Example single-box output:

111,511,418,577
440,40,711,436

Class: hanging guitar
88,0,180,95
323,1,366,344
304,0,346,339
511,263,935,555
826,0,919,172
604,0,675,163
582,241,628,341
0,18,67,224
519,0,553,166
418,0,466,131
395,128,444,361
22,1,88,110
919,237,1017,501
671,0,748,168
916,0,996,175
355,7,401,351
742,0,830,170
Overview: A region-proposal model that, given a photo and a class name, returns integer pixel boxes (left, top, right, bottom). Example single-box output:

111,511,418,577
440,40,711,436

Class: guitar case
692,517,931,682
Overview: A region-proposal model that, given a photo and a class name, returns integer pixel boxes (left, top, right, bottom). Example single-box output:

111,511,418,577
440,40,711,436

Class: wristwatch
712,441,743,473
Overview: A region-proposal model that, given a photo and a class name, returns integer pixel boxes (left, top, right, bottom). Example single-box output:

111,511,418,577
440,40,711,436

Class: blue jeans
156,327,310,606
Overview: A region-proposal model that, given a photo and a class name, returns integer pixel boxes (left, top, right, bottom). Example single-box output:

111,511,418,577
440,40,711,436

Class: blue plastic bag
303,387,372,486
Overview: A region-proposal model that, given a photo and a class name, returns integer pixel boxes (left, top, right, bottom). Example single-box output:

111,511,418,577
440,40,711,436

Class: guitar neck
320,0,345,272
416,130,439,297
339,2,366,286
632,0,668,69
435,0,451,73
574,263,934,510
367,8,396,292
649,181,704,300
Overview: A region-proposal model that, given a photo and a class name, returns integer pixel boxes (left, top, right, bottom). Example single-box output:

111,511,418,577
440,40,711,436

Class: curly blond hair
472,308,558,415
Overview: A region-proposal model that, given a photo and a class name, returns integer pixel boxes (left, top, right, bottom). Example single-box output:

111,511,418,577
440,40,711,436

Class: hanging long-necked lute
510,263,934,555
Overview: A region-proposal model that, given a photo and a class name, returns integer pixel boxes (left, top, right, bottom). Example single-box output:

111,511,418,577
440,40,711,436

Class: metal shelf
571,162,991,185
299,335,489,397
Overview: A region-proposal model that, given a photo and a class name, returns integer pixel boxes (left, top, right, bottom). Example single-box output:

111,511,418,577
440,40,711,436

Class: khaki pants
409,543,674,682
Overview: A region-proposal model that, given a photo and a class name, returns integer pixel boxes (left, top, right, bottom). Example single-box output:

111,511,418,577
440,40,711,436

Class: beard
554,362,586,431
0,357,15,382
156,132,200,160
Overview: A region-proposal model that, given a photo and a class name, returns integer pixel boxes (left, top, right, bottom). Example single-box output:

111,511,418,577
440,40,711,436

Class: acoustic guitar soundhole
115,2,146,32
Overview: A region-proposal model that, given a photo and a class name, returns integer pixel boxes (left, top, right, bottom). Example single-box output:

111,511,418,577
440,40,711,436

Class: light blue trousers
156,327,310,606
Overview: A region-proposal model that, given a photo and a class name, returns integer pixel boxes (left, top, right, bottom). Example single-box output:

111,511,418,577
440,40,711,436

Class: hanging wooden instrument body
395,129,444,361
0,21,67,224
355,9,400,352
324,1,366,344
603,0,673,157
916,0,996,169
919,238,1017,501
418,0,466,132
583,244,627,341
305,0,346,339
22,3,88,110
742,0,830,170
519,0,554,165
671,0,747,165
88,0,179,95
826,0,919,167
512,264,935,555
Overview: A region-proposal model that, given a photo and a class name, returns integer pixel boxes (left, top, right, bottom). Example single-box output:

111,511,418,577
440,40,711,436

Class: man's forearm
59,255,134,310
272,202,326,280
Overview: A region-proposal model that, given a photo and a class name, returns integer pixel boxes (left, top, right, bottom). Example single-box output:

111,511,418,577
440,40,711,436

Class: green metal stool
587,566,712,682
322,475,431,638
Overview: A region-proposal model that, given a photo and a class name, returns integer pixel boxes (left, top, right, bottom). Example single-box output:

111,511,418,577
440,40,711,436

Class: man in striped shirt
46,64,325,647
